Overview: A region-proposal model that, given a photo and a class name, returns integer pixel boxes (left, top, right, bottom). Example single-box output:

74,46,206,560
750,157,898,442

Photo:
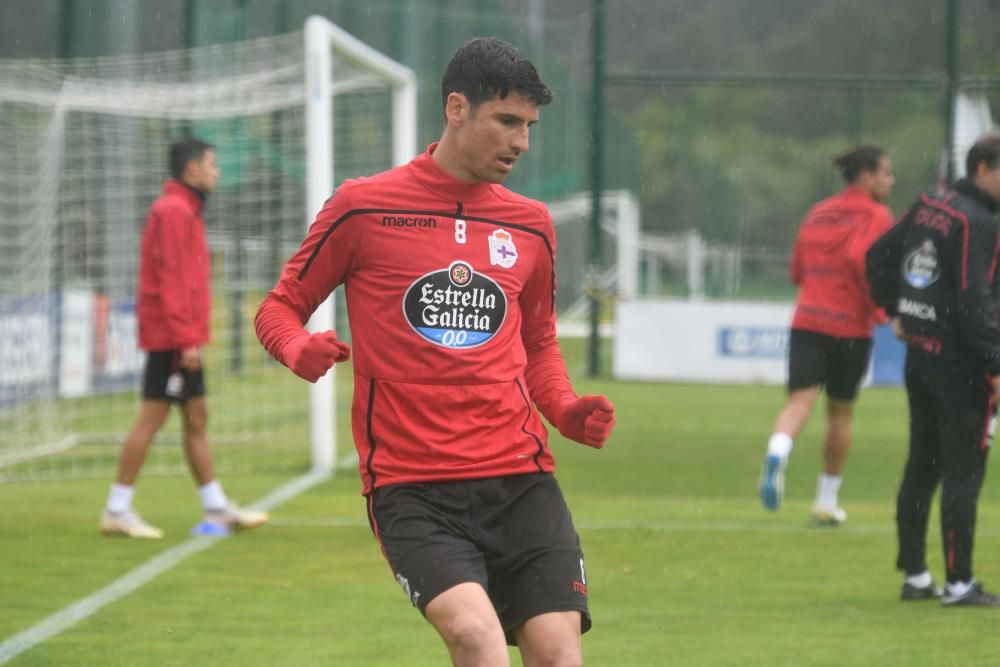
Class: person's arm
953,215,1000,374
865,209,910,316
521,212,615,448
255,188,355,381
153,205,201,348
789,227,804,286
852,206,896,325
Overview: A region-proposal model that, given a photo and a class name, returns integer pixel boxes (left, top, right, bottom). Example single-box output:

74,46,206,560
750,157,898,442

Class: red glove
281,330,351,382
553,395,616,449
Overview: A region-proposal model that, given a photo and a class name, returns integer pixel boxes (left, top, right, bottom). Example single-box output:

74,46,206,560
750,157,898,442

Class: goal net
0,18,416,481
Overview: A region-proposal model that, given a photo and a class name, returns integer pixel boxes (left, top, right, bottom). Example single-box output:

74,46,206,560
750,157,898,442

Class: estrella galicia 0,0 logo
403,261,507,348
902,240,940,289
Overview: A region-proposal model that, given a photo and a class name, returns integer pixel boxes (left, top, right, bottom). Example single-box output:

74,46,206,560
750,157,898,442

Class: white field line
0,466,334,665
0,434,79,469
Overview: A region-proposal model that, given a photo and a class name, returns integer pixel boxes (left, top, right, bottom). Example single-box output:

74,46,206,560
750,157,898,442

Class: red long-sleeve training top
790,185,894,338
137,179,212,351
255,144,578,494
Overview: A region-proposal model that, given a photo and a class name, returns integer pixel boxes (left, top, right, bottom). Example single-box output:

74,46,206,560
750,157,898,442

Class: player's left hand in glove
554,395,616,448
282,330,351,383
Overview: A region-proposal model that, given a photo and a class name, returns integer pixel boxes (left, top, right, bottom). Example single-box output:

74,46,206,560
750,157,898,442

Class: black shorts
787,329,872,401
142,350,205,403
366,473,591,646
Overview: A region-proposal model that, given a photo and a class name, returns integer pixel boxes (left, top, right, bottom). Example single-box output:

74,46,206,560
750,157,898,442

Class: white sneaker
100,509,164,539
812,504,847,527
202,503,268,531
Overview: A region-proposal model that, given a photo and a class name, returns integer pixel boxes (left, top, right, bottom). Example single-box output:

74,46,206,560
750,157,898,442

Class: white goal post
303,17,417,471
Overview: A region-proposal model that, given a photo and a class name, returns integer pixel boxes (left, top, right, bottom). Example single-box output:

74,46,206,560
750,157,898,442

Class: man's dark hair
966,133,1000,178
169,137,214,180
441,37,553,114
833,145,885,184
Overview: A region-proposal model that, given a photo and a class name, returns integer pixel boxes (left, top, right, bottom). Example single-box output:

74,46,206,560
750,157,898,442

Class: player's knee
524,644,583,667
437,614,502,655
183,406,208,434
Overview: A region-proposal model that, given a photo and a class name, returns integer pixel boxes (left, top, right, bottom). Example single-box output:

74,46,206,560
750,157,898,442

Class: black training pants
896,352,993,583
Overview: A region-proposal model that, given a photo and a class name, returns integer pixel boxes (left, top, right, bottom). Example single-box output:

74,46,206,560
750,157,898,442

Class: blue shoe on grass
759,454,785,511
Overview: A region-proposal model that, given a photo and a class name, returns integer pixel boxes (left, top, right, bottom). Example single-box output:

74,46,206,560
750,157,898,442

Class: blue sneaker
759,454,786,511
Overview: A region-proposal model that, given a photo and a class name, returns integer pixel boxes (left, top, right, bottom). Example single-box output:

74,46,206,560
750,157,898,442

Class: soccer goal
547,189,640,335
0,17,416,481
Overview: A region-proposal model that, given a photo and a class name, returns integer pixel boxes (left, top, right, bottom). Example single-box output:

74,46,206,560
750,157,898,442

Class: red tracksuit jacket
790,185,894,338
256,144,577,493
137,179,211,351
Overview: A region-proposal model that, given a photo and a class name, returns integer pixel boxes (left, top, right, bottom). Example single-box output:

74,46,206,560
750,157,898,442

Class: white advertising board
58,290,95,397
613,299,794,384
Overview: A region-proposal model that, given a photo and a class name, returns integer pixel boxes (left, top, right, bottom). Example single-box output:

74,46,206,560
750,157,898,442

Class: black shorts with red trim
142,350,206,403
366,472,591,646
787,328,872,401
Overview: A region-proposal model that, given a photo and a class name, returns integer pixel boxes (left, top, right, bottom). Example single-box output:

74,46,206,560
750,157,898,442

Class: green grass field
4,366,1000,665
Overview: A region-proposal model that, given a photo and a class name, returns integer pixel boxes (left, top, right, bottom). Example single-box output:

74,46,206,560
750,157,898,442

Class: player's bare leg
425,582,510,667
822,397,854,476
101,400,171,538
515,610,583,667
181,397,215,485
773,385,821,439
812,397,855,525
181,397,268,531
761,386,820,510
115,400,171,485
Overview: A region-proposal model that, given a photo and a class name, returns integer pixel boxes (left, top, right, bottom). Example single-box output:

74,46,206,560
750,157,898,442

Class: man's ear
444,92,469,127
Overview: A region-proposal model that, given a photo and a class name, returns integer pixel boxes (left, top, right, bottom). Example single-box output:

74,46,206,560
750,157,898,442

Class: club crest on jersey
902,240,940,289
403,260,507,349
488,229,518,268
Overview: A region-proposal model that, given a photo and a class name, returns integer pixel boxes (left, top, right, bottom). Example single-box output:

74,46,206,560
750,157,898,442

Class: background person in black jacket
866,134,1000,606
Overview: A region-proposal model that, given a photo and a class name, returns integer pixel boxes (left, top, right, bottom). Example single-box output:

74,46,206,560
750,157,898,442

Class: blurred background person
759,145,895,525
100,137,268,539
867,134,1000,605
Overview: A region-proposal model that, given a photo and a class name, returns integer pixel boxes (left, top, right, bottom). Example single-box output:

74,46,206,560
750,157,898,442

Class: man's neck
430,136,478,184
178,179,207,201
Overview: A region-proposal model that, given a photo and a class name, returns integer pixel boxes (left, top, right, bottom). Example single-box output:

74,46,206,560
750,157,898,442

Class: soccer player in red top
758,145,895,526
255,38,615,666
100,138,267,539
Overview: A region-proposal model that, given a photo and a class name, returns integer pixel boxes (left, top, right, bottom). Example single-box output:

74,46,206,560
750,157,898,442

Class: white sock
767,432,793,459
199,480,228,512
816,473,843,508
905,571,932,588
947,579,974,596
106,483,135,514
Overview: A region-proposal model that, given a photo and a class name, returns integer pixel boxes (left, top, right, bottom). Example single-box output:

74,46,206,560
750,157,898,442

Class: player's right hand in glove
554,395,616,449
282,330,351,382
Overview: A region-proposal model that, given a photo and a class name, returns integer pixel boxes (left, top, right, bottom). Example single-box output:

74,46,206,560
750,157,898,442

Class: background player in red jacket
100,138,267,539
256,38,615,667
759,145,895,526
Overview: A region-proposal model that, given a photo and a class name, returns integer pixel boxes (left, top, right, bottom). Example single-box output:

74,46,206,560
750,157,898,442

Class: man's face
864,156,895,203
185,149,220,193
975,161,1000,204
452,92,539,184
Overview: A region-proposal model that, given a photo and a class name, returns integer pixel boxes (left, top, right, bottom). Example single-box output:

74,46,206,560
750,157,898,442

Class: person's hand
554,395,616,449
890,316,904,341
179,346,201,371
991,375,1000,402
282,330,351,382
